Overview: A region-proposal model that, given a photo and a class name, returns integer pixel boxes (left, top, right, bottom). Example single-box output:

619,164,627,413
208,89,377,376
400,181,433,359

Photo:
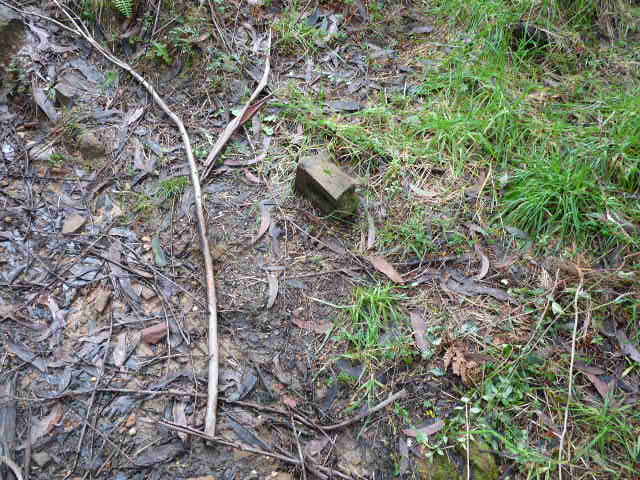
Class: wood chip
141,323,168,344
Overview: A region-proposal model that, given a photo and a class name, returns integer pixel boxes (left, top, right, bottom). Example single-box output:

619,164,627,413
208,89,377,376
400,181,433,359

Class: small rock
77,131,106,160
32,451,52,468
139,285,156,300
94,288,111,313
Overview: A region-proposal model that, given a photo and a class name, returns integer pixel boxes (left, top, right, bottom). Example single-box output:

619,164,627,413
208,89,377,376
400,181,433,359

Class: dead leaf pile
443,344,482,385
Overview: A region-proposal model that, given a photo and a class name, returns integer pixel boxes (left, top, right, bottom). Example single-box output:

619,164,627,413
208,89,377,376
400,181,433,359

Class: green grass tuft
501,155,605,242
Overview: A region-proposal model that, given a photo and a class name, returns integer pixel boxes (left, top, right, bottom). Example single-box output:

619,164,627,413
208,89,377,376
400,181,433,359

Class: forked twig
47,1,220,436
320,389,407,431
201,33,271,181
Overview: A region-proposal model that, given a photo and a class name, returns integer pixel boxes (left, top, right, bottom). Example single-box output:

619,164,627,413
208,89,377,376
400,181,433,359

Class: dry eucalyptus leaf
367,256,404,284
281,395,297,408
366,210,376,250
583,371,615,400
19,403,63,449
244,169,262,184
62,214,86,234
173,401,188,443
123,106,145,126
141,323,168,345
403,419,444,438
304,437,330,458
93,288,112,313
616,329,640,363
408,182,439,199
473,244,490,280
291,308,331,334
409,311,428,354
112,331,128,367
266,271,278,309
32,84,59,122
252,201,272,245
0,303,18,320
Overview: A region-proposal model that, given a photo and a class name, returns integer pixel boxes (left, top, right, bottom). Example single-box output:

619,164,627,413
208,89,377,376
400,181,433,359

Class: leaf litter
2,2,637,478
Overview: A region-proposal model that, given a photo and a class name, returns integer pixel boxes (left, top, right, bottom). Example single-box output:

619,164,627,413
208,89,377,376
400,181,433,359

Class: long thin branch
49,1,220,436
557,276,584,480
0,456,24,480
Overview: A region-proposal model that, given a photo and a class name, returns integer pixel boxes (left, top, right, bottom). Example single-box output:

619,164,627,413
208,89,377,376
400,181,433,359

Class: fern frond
112,0,133,17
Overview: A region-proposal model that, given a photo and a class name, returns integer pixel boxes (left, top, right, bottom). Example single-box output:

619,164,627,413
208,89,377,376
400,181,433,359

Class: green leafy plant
112,0,133,17
101,70,119,90
157,176,189,201
273,7,325,54
380,206,435,258
48,153,66,167
151,42,172,65
133,192,153,213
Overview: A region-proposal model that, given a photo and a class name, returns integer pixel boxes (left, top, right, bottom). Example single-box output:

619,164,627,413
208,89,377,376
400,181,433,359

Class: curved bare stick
0,456,25,480
320,389,407,431
50,1,220,435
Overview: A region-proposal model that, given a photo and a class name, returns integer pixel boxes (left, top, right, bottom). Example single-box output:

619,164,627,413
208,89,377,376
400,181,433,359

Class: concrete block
295,150,359,217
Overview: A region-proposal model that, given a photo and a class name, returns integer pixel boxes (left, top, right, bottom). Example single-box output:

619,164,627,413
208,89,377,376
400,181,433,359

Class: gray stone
32,451,52,468
0,5,25,69
78,131,106,160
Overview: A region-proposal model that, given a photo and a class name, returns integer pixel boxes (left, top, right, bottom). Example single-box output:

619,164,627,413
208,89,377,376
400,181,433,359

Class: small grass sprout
158,176,189,201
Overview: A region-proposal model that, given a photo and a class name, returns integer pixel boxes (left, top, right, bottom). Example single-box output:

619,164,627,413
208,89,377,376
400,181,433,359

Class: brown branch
48,1,220,436
320,389,407,431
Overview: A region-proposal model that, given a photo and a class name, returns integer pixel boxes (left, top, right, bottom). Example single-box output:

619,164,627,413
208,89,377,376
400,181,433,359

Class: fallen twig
47,1,220,436
64,317,113,480
320,389,407,431
558,274,584,480
201,33,271,181
0,456,24,480
291,414,307,480
153,419,352,480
